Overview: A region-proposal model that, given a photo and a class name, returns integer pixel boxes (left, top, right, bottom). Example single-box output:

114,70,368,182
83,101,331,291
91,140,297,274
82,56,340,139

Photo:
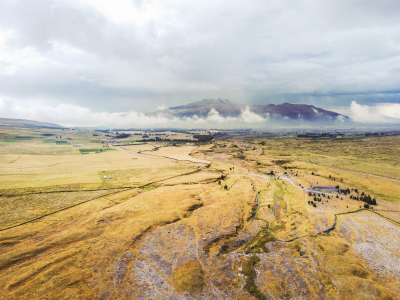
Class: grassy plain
141,145,210,163
0,123,399,299
258,135,400,179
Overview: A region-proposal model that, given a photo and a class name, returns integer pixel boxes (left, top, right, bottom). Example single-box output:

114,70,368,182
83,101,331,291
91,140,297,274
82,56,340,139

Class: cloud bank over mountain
2,98,399,127
0,99,269,127
0,0,400,116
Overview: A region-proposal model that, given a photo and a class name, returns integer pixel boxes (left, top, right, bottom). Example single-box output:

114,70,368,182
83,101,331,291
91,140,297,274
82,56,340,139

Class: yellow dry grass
121,144,156,152
0,150,197,191
0,182,223,299
142,145,210,164
1,128,400,299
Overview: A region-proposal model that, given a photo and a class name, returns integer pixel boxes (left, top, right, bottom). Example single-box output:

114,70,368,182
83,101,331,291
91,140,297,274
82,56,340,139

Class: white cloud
203,108,232,123
348,101,400,123
157,104,168,111
375,103,400,119
239,106,267,123
336,115,346,122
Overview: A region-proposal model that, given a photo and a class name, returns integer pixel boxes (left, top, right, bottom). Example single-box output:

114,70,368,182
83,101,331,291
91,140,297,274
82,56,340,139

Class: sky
0,0,400,127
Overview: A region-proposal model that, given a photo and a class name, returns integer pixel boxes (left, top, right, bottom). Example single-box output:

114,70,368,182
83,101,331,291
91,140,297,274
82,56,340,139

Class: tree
364,203,370,209
224,185,228,190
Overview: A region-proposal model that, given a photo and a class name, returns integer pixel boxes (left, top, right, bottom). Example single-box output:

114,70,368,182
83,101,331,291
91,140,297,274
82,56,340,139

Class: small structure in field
104,176,112,179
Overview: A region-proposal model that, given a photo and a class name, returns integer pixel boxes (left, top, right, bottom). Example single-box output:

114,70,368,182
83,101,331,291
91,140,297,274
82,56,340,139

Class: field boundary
0,169,203,232
0,188,130,232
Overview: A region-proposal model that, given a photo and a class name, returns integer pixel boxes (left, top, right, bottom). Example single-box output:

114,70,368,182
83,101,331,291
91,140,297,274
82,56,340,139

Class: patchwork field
0,125,399,299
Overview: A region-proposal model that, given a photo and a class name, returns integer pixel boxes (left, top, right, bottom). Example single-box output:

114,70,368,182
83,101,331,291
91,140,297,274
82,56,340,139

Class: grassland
257,135,400,180
0,123,399,299
141,145,210,163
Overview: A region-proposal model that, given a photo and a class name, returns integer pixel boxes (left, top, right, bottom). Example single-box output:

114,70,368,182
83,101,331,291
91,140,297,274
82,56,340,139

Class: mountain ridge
154,99,349,122
0,117,64,129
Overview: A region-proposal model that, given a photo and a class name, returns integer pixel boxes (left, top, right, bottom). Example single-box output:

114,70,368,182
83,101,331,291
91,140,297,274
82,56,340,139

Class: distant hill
152,99,349,122
0,118,64,129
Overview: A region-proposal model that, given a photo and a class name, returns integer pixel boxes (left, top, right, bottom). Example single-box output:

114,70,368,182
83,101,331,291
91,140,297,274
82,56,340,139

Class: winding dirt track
117,145,223,299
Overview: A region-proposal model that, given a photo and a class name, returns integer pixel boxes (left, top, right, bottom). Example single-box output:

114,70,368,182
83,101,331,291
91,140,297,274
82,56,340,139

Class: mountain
0,118,64,129
154,99,349,122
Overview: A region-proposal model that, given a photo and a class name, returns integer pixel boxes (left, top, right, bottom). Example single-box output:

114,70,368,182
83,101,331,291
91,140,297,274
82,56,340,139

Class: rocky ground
1,142,399,299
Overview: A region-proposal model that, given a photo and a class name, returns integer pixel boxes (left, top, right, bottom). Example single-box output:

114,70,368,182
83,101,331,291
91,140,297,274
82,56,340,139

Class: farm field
0,124,399,299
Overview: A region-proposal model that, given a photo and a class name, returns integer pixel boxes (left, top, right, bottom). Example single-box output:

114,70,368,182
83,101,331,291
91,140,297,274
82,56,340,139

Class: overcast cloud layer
0,0,400,126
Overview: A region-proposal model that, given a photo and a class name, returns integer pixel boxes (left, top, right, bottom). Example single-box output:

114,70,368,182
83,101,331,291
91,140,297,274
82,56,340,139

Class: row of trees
350,194,377,205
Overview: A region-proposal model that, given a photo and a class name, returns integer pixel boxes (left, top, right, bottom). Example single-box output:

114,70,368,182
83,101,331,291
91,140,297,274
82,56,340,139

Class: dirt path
117,144,223,298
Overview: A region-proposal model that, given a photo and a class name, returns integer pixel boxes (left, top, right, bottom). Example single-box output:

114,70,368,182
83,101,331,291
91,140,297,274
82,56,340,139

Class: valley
0,123,399,299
